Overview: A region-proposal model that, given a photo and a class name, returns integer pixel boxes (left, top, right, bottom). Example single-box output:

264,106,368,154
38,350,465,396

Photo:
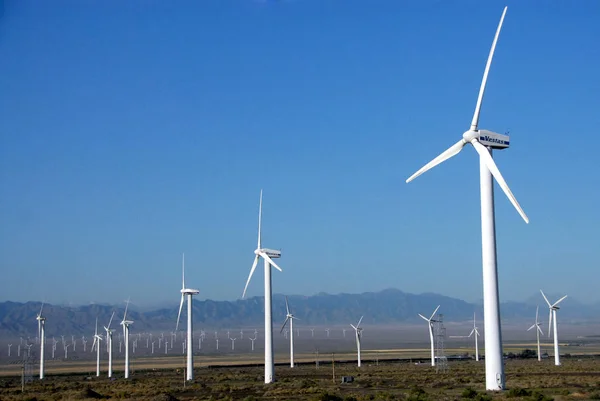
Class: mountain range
1,288,598,338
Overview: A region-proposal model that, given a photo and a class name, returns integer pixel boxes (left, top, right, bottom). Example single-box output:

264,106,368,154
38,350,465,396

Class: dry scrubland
1,358,600,401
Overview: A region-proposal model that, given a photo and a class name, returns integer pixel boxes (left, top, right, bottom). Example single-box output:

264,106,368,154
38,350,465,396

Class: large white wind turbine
92,317,103,377
120,299,133,379
104,312,115,377
242,189,283,384
468,313,481,362
36,303,46,379
540,290,567,366
176,253,199,381
350,316,364,367
405,7,528,390
280,296,299,368
418,305,440,367
527,306,544,362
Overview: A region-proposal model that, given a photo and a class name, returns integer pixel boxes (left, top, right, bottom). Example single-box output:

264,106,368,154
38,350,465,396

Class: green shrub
462,387,477,398
407,387,429,401
507,387,531,397
528,390,553,401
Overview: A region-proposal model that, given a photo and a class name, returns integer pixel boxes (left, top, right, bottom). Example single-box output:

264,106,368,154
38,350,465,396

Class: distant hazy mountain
0,288,597,337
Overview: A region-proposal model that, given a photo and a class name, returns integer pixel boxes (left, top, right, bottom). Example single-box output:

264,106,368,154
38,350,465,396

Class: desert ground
1,323,599,400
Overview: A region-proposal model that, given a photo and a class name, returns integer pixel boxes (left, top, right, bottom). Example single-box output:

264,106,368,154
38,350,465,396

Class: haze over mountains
1,288,598,337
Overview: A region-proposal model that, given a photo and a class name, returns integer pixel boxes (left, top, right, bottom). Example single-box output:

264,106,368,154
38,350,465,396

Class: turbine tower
468,312,481,362
91,318,103,377
527,306,544,362
350,316,363,367
280,296,299,368
540,290,567,366
120,299,133,379
36,303,46,380
405,7,528,390
176,253,199,381
104,312,115,377
418,305,440,367
242,189,283,384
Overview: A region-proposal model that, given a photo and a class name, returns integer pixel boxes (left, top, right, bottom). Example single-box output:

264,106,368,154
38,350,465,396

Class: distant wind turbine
242,189,284,384
540,290,567,366
350,316,364,367
36,303,46,379
176,253,199,382
468,313,481,362
120,299,133,379
280,296,299,368
92,317,103,377
418,305,440,367
405,6,527,391
104,312,115,378
527,306,544,362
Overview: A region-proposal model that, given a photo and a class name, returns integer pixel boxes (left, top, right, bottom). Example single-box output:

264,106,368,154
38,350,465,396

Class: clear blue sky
1,0,599,307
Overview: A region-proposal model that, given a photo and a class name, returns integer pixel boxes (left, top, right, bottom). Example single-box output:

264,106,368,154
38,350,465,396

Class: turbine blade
257,189,263,249
470,6,508,130
108,311,115,329
39,302,44,316
242,255,260,299
548,310,552,338
92,338,97,351
535,306,539,323
527,324,536,331
472,140,529,223
469,328,475,337
540,290,552,308
406,139,466,183
418,314,429,322
350,324,356,330
95,317,98,336
537,325,544,336
280,317,289,334
262,253,283,272
123,298,130,321
552,295,568,307
357,315,363,327
182,253,186,290
176,294,184,332
429,305,441,321
285,296,290,315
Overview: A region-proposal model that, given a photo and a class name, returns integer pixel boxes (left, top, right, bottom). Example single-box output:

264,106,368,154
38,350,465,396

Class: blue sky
1,0,599,307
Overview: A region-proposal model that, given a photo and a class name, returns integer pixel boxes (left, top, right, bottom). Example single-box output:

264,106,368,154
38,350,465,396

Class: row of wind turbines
27,5,562,392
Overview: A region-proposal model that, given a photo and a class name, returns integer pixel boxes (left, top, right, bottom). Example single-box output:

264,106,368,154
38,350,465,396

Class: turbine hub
462,130,479,142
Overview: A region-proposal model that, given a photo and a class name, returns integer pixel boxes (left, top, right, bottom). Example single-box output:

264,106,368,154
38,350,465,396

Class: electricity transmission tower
434,313,449,373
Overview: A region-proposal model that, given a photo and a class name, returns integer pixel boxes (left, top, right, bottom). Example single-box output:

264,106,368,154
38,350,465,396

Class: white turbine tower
176,253,199,382
405,7,528,390
418,305,440,367
540,290,567,366
350,316,364,367
242,189,283,384
468,313,481,362
280,296,299,368
527,306,544,362
91,318,103,377
36,303,46,379
120,299,133,379
104,312,115,378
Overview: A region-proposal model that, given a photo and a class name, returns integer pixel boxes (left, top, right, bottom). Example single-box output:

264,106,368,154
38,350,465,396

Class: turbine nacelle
255,248,281,259
181,288,200,295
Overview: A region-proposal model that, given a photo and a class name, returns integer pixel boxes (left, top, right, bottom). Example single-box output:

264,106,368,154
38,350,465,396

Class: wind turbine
468,313,481,362
418,305,440,367
350,316,364,367
540,290,567,366
242,189,283,384
36,303,46,379
405,7,528,390
176,253,199,382
92,318,103,377
120,299,133,379
280,296,299,368
527,306,544,362
104,312,115,377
